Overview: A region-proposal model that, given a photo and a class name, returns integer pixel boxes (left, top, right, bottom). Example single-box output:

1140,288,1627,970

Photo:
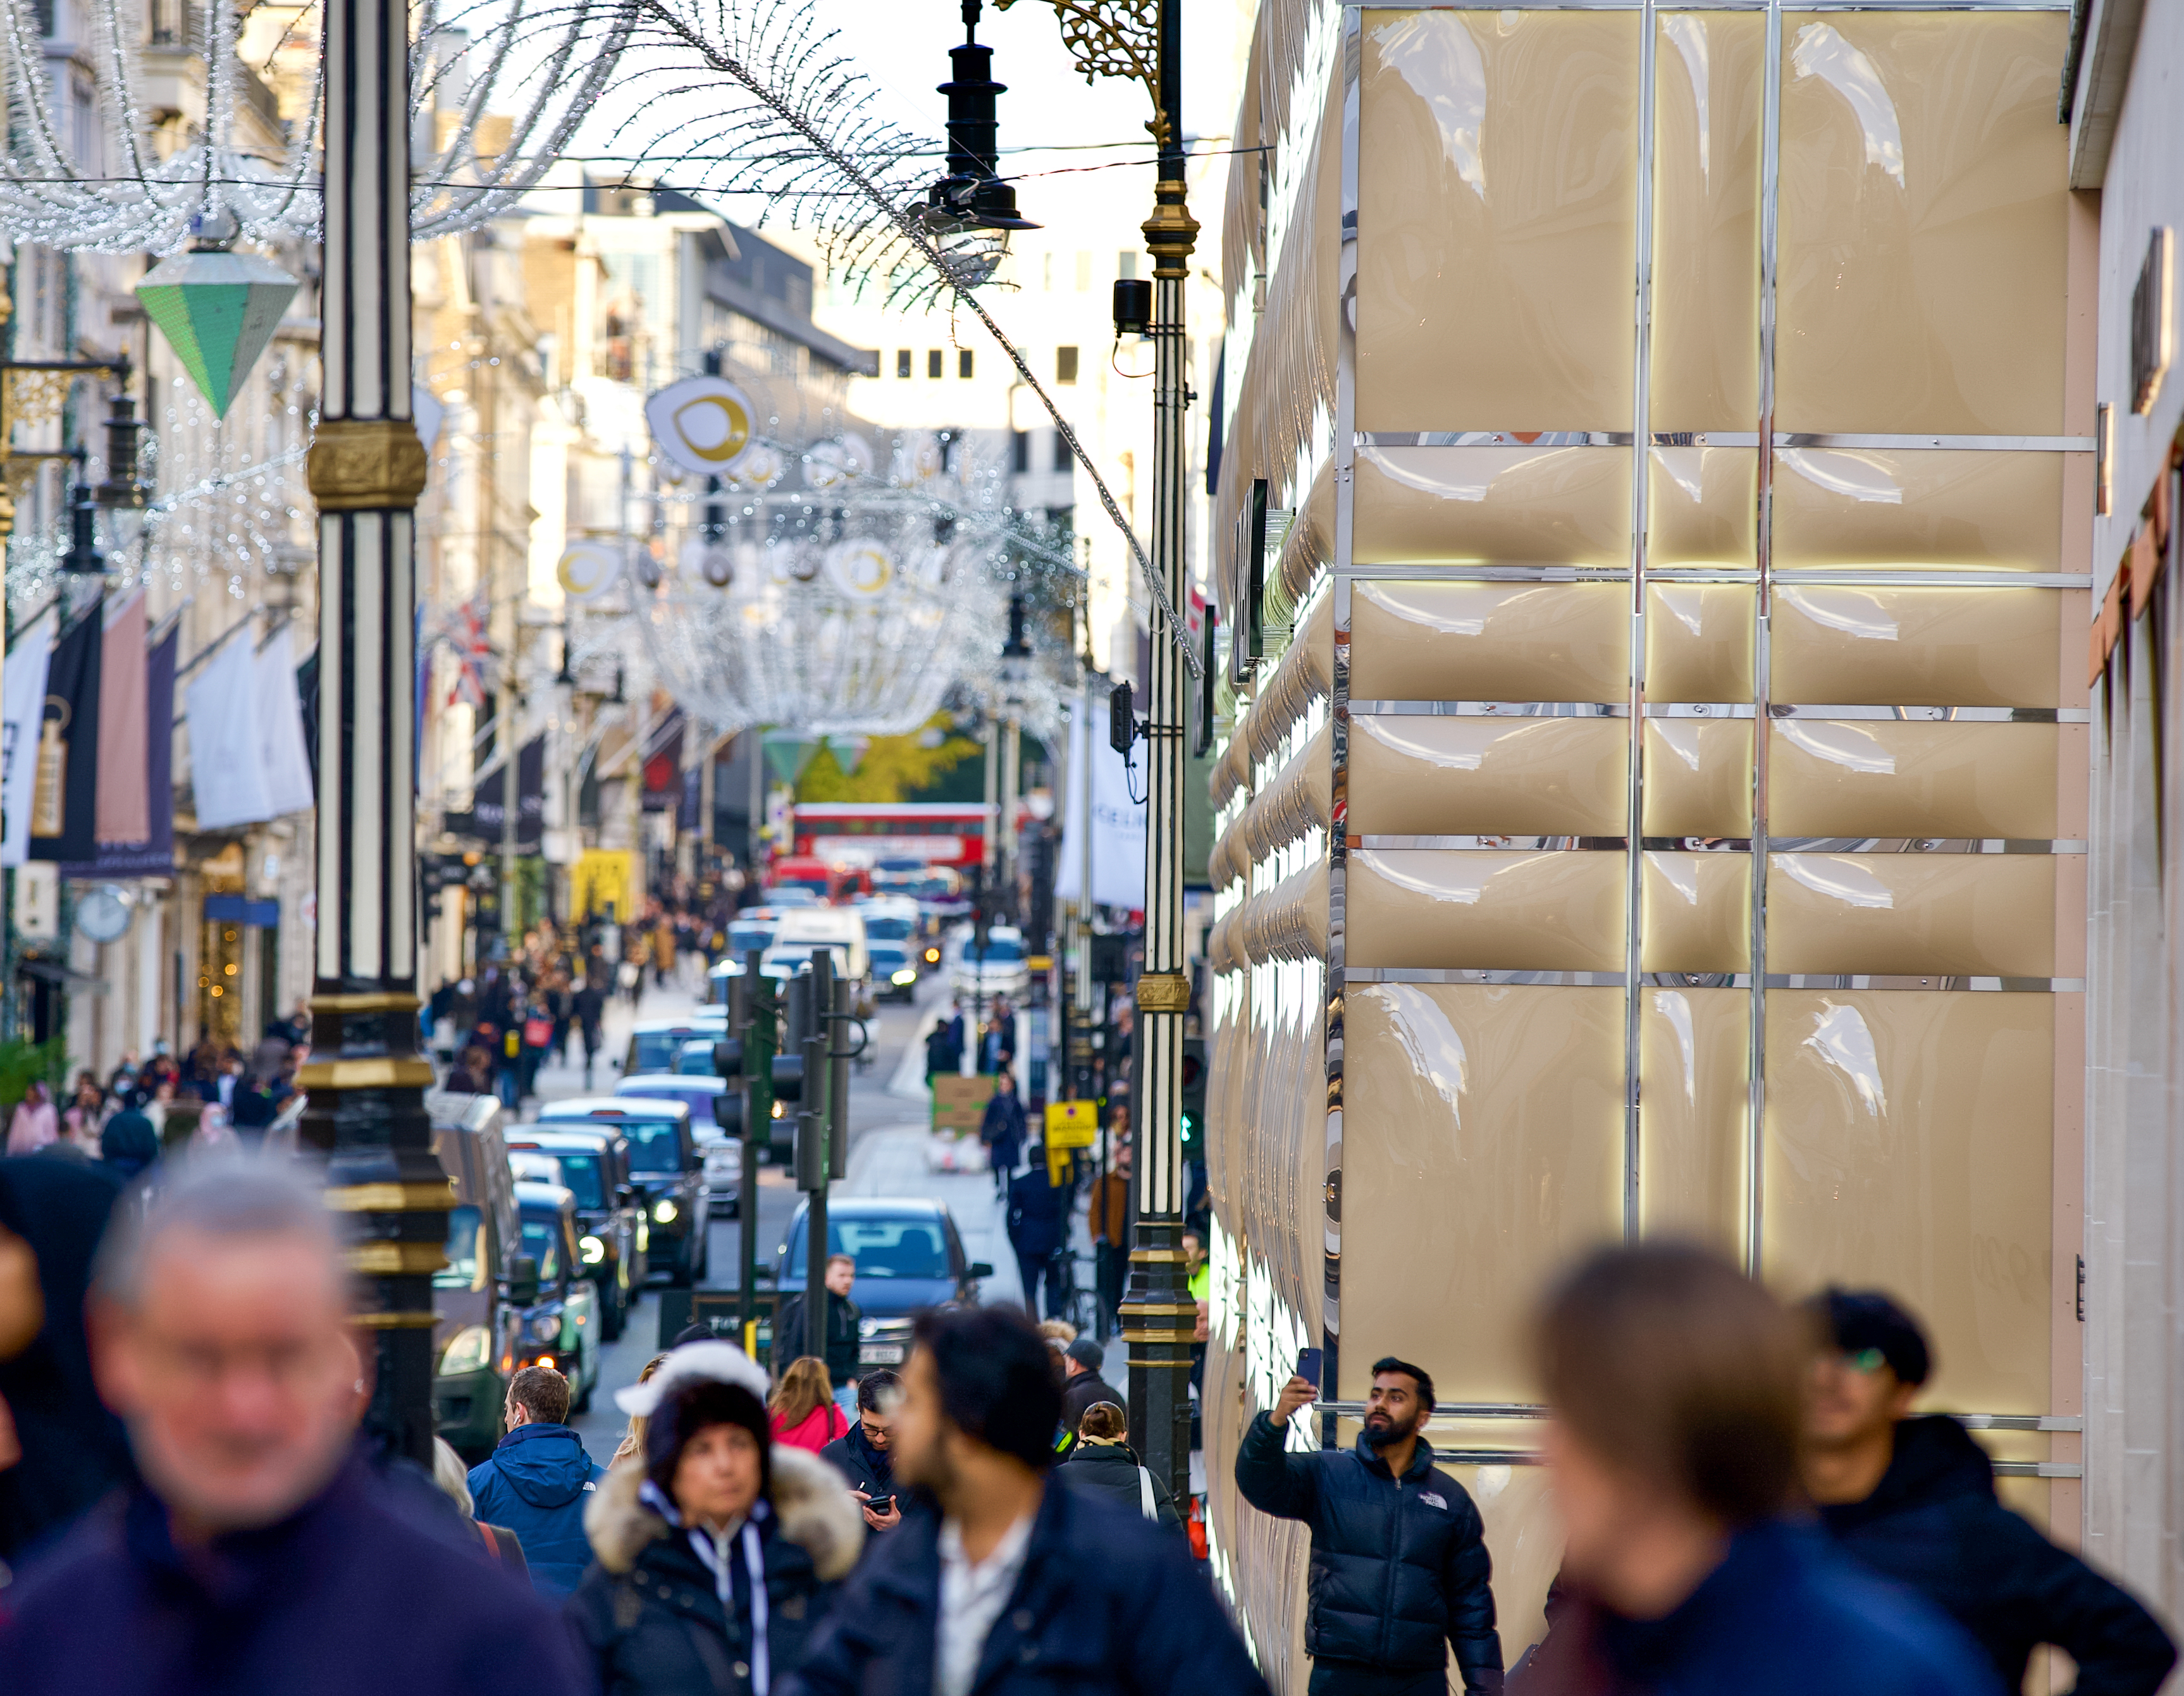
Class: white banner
0,616,53,868
1054,709,1147,911
187,631,273,830
257,626,316,817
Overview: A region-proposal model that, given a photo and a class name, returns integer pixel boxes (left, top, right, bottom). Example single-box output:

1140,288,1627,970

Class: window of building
1118,251,1138,281
1011,431,1030,474
927,349,943,379
1052,431,1073,473
958,348,975,379
1056,346,1079,384
896,349,911,378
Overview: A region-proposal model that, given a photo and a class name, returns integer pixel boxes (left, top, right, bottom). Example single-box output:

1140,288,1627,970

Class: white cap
614,1338,771,1417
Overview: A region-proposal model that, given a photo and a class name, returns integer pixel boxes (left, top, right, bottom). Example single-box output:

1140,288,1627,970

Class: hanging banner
645,374,758,480
94,592,149,844
1053,708,1146,911
1,615,54,869
257,625,315,818
456,735,544,850
571,848,635,921
30,603,104,863
187,628,273,831
65,626,176,880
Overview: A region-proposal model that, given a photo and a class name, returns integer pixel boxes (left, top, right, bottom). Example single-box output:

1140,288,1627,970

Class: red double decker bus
789,802,989,869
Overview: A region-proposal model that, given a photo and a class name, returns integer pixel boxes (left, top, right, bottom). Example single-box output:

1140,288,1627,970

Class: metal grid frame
1319,0,2085,1447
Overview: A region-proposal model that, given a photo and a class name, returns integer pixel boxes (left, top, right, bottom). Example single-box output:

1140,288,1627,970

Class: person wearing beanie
1058,1335,1122,1439
1804,1287,2176,1696
567,1341,866,1696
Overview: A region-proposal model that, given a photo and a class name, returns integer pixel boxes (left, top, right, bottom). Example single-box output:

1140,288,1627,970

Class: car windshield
550,1153,605,1209
519,1215,560,1284
785,1214,950,1280
675,1043,717,1076
870,944,908,964
437,1204,483,1290
629,1029,691,1072
864,917,913,941
615,1117,683,1174
728,924,775,953
777,878,829,897
971,937,1025,962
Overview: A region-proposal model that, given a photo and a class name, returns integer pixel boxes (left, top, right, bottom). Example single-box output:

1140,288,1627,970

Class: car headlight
527,1310,560,1343
653,1199,679,1224
438,1324,491,1377
924,947,941,962
579,1234,606,1265
891,969,918,986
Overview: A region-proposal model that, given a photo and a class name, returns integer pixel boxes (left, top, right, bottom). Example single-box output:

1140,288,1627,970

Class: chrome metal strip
1643,973,1758,988
1348,699,1631,718
1775,431,2095,451
1347,968,1629,986
1770,838,2087,855
1644,702,1760,718
1355,431,1635,447
1647,567,1764,582
1767,704,2090,723
1770,570,2095,587
1651,431,1764,446
1641,838,1757,852
1344,562,1634,581
1350,835,1630,851
1763,974,2085,992
1959,1414,2085,1432
1997,1462,2087,1477
1625,0,1658,1243
1319,1401,1548,1418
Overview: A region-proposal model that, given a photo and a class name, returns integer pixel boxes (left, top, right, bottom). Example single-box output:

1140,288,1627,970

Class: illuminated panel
1767,854,2056,977
1639,986,1748,1251
1641,852,1751,973
1646,583,1757,702
1357,10,1641,431
1354,447,1629,568
1348,849,1627,971
1343,983,1624,1401
1768,721,2061,839
1763,992,2052,1413
1641,720,1755,839
1770,587,2063,709
1348,715,1629,836
1349,581,1631,703
1772,450,2063,574
1648,448,1758,570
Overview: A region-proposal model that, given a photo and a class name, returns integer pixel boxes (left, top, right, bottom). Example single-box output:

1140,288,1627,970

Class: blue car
771,1198,992,1372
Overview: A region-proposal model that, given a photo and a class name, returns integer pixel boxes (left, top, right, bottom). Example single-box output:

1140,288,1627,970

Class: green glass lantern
134,243,298,420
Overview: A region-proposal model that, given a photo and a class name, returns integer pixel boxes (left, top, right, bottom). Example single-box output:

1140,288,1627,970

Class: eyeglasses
1834,1348,1889,1375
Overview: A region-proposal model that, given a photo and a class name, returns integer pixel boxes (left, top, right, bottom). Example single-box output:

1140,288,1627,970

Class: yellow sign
571,849,636,922
1044,1100,1098,1149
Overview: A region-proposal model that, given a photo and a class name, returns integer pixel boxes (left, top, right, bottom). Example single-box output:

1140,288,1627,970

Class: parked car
951,924,1032,1002
509,1181,601,1409
622,1010,727,1076
537,1097,709,1285
428,1092,526,1463
502,1125,646,1339
770,1198,992,1372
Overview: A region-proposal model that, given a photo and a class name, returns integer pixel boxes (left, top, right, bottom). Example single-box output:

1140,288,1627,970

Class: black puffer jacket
1821,1415,2175,1696
1234,1411,1501,1692
1058,1439,1182,1532
566,1448,865,1696
818,1422,896,1532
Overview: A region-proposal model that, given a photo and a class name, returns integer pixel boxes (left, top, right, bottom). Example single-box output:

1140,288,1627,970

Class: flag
0,616,54,868
30,603,104,863
443,588,492,708
257,625,315,816
94,591,150,844
1053,709,1147,911
187,630,273,830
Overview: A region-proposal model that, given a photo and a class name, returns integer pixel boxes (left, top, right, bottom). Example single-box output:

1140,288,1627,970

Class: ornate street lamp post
999,0,1197,1509
295,0,442,1463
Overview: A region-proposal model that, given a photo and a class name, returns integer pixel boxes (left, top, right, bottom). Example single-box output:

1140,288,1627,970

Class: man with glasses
1804,1287,2175,1696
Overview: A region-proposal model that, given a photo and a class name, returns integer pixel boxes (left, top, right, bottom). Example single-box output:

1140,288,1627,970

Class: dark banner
641,711,684,813
451,734,543,849
30,605,101,863
63,625,177,880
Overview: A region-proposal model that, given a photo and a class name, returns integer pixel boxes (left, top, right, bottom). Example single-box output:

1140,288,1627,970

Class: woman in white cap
567,1341,865,1695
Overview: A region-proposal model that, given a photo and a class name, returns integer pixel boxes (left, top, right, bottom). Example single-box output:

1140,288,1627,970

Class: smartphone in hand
1295,1347,1324,1390
865,1494,894,1515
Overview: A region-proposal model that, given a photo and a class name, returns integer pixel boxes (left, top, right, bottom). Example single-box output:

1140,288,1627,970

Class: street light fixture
927,1,1041,236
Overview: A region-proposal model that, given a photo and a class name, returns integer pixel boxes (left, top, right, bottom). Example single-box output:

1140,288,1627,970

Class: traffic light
1180,1036,1206,1158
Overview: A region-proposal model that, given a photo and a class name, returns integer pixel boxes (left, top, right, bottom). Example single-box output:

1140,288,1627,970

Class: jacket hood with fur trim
584,1446,864,1582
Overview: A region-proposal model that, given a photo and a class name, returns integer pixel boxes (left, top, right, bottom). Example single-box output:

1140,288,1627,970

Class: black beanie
645,1379,774,1504
1809,1287,1932,1387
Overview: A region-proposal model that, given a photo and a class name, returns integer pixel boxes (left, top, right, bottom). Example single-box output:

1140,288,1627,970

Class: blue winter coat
779,1477,1269,1696
1234,1411,1500,1691
467,1420,607,1597
0,1458,587,1696
1515,1518,2004,1696
1821,1416,2175,1696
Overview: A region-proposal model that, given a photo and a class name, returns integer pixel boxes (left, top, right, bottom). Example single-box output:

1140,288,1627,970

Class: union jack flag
440,589,494,709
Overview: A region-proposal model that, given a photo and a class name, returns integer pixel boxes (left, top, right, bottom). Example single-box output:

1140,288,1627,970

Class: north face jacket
467,1420,607,1598
1234,1411,1502,1692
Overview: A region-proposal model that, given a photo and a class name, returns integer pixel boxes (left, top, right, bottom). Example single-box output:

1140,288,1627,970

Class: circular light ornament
679,539,736,588
557,539,623,601
734,445,786,489
824,538,894,599
645,375,758,478
805,433,875,491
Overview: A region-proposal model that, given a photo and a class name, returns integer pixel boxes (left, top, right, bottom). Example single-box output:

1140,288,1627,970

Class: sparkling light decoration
0,0,636,254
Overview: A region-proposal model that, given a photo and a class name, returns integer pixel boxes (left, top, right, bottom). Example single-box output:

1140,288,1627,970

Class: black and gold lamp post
997,0,1197,1510
295,0,443,1463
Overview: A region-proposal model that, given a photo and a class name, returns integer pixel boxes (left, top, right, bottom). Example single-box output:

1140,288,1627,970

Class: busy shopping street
8,0,2184,1692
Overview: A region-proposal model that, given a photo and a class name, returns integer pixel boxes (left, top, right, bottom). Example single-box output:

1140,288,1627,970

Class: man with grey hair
0,1157,586,1696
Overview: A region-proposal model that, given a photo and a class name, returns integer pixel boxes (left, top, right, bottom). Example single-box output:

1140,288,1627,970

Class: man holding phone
820,1368,903,1533
1235,1353,1501,1696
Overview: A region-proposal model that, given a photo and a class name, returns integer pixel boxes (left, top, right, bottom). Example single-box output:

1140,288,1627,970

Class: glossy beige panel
1651,14,1764,431
1347,849,1627,971
1357,11,1640,431
1771,587,2062,708
1775,13,2069,434
1768,722,2059,839
1639,986,1748,1251
1646,582,1756,701
1348,715,1629,836
1355,447,1630,568
1343,983,1624,1401
1648,448,1758,568
1349,581,1631,703
1767,854,2056,976
1641,720,1755,838
1772,450,2063,573
1641,853,1751,972
1764,992,2052,1412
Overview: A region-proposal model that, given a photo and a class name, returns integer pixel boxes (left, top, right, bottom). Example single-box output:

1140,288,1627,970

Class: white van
761,907,870,985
